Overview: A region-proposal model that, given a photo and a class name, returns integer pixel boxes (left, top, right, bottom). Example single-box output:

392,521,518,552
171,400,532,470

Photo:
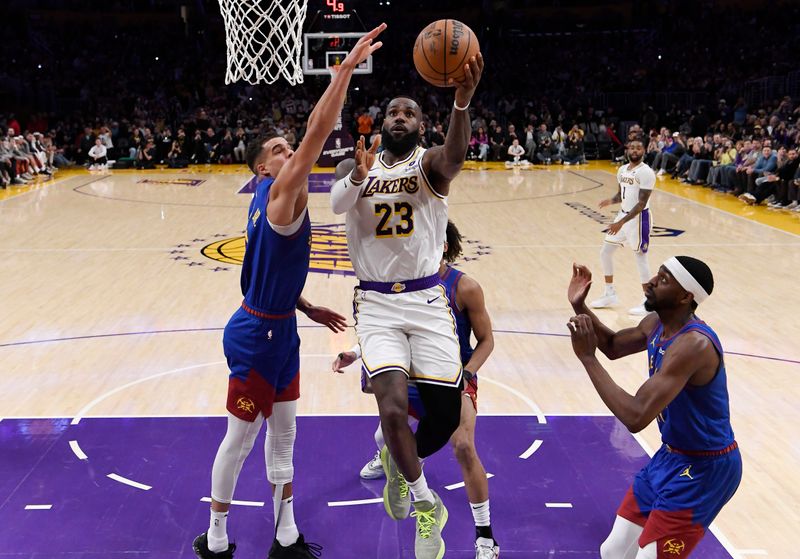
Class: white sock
374,423,385,450
477,536,495,548
207,509,228,552
470,499,490,526
275,496,299,547
605,283,616,296
407,471,435,504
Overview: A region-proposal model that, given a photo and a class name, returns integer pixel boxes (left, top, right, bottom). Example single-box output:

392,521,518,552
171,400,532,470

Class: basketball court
1,162,797,557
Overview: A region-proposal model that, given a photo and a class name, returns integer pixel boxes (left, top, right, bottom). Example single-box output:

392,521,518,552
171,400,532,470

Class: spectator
88,138,108,170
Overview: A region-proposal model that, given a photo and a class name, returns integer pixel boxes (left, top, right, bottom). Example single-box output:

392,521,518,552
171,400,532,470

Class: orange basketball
413,19,480,88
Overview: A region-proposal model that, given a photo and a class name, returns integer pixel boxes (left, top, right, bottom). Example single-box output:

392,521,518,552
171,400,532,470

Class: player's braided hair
444,220,463,263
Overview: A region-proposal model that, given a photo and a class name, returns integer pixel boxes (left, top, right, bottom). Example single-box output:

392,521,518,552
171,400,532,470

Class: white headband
663,257,710,304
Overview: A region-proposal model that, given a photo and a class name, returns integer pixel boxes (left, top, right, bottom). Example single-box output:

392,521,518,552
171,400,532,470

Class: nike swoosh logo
427,296,440,304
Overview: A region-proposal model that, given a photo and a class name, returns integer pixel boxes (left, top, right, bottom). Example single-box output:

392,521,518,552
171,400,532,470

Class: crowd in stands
2,1,799,209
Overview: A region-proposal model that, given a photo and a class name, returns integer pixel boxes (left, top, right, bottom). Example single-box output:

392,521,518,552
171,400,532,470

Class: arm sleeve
330,173,364,215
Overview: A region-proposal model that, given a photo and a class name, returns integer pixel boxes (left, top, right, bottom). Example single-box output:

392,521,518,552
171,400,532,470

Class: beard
644,298,655,312
629,153,642,163
381,125,420,156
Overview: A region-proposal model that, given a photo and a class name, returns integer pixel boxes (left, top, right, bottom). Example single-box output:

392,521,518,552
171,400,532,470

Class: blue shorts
222,305,300,421
618,443,742,553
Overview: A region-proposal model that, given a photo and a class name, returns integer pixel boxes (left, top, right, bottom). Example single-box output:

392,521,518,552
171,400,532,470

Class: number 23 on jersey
374,202,414,238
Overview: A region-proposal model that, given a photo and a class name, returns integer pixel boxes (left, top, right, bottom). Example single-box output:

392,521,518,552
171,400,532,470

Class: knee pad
265,402,297,485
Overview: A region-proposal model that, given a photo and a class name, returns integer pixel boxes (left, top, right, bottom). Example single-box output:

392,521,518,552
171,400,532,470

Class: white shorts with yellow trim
353,284,462,387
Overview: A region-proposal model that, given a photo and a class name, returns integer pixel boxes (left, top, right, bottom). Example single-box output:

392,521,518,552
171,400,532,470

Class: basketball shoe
411,491,448,559
628,300,649,316
380,445,411,519
268,534,322,558
475,537,500,559
192,532,236,558
589,292,619,309
360,450,385,479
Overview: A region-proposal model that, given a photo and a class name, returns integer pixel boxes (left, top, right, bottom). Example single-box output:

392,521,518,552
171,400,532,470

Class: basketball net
218,0,308,85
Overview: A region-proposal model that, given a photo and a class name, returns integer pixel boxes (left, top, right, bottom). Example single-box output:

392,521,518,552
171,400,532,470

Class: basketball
413,19,480,88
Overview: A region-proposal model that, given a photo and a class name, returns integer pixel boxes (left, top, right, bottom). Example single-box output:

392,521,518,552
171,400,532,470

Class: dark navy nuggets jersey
440,265,474,366
647,319,735,451
241,177,311,314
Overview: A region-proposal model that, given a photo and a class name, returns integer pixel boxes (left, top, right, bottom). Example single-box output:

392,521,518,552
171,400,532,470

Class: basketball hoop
218,0,309,85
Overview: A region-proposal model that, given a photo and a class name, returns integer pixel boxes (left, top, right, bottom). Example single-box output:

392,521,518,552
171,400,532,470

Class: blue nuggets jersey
440,265,474,366
241,177,311,314
647,319,735,451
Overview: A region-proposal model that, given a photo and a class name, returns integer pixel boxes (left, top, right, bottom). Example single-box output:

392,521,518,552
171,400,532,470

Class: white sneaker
657,169,665,176
628,303,649,316
360,450,385,480
475,538,500,559
786,201,798,209
589,293,619,308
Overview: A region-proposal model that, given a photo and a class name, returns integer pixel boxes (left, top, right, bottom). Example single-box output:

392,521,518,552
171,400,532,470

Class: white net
218,0,308,85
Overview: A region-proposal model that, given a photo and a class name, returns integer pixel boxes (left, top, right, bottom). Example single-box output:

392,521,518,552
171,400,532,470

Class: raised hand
352,134,381,182
568,263,593,308
340,23,387,70
450,52,484,108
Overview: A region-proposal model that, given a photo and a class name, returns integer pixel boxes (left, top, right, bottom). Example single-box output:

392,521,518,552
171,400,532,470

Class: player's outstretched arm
568,263,655,358
423,53,484,196
268,23,386,225
569,315,715,432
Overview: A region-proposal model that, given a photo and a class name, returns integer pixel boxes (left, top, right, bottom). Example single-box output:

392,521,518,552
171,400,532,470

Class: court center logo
170,224,491,275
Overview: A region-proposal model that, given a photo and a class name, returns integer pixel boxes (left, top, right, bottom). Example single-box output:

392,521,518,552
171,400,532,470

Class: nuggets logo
201,223,355,276
662,538,686,555
235,397,255,414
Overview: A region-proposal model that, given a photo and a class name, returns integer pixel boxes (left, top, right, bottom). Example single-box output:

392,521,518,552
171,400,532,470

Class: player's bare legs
371,371,421,480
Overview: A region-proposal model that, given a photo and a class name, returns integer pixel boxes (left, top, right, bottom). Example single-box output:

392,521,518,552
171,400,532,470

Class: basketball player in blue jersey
330,53,483,559
191,24,386,559
332,221,499,559
567,257,742,559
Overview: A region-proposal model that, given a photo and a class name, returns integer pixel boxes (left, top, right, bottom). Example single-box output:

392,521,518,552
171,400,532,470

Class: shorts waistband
666,440,738,457
241,300,295,320
358,274,440,294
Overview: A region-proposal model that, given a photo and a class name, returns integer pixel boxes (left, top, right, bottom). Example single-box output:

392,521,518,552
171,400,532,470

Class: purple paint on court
238,173,335,194
0,416,733,558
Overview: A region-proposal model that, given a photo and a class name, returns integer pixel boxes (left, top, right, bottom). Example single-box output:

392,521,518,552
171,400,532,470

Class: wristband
346,172,366,188
349,343,362,359
453,100,470,111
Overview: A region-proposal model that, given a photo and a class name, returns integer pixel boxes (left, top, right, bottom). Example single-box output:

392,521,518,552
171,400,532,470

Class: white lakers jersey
346,146,447,282
617,162,656,212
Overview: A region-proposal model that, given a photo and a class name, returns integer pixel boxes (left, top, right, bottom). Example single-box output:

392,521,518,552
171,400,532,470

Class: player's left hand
305,306,348,332
451,52,484,107
567,314,598,359
568,263,592,307
606,221,623,235
332,351,358,373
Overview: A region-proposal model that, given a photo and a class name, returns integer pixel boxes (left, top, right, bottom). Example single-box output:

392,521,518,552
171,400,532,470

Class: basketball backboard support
303,32,372,75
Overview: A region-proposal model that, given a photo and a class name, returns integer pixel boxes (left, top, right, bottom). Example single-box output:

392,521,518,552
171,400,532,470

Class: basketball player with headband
567,257,742,558
330,53,484,558
192,24,386,559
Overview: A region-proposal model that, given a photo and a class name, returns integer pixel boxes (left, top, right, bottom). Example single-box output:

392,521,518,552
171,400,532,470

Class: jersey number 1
375,202,414,238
